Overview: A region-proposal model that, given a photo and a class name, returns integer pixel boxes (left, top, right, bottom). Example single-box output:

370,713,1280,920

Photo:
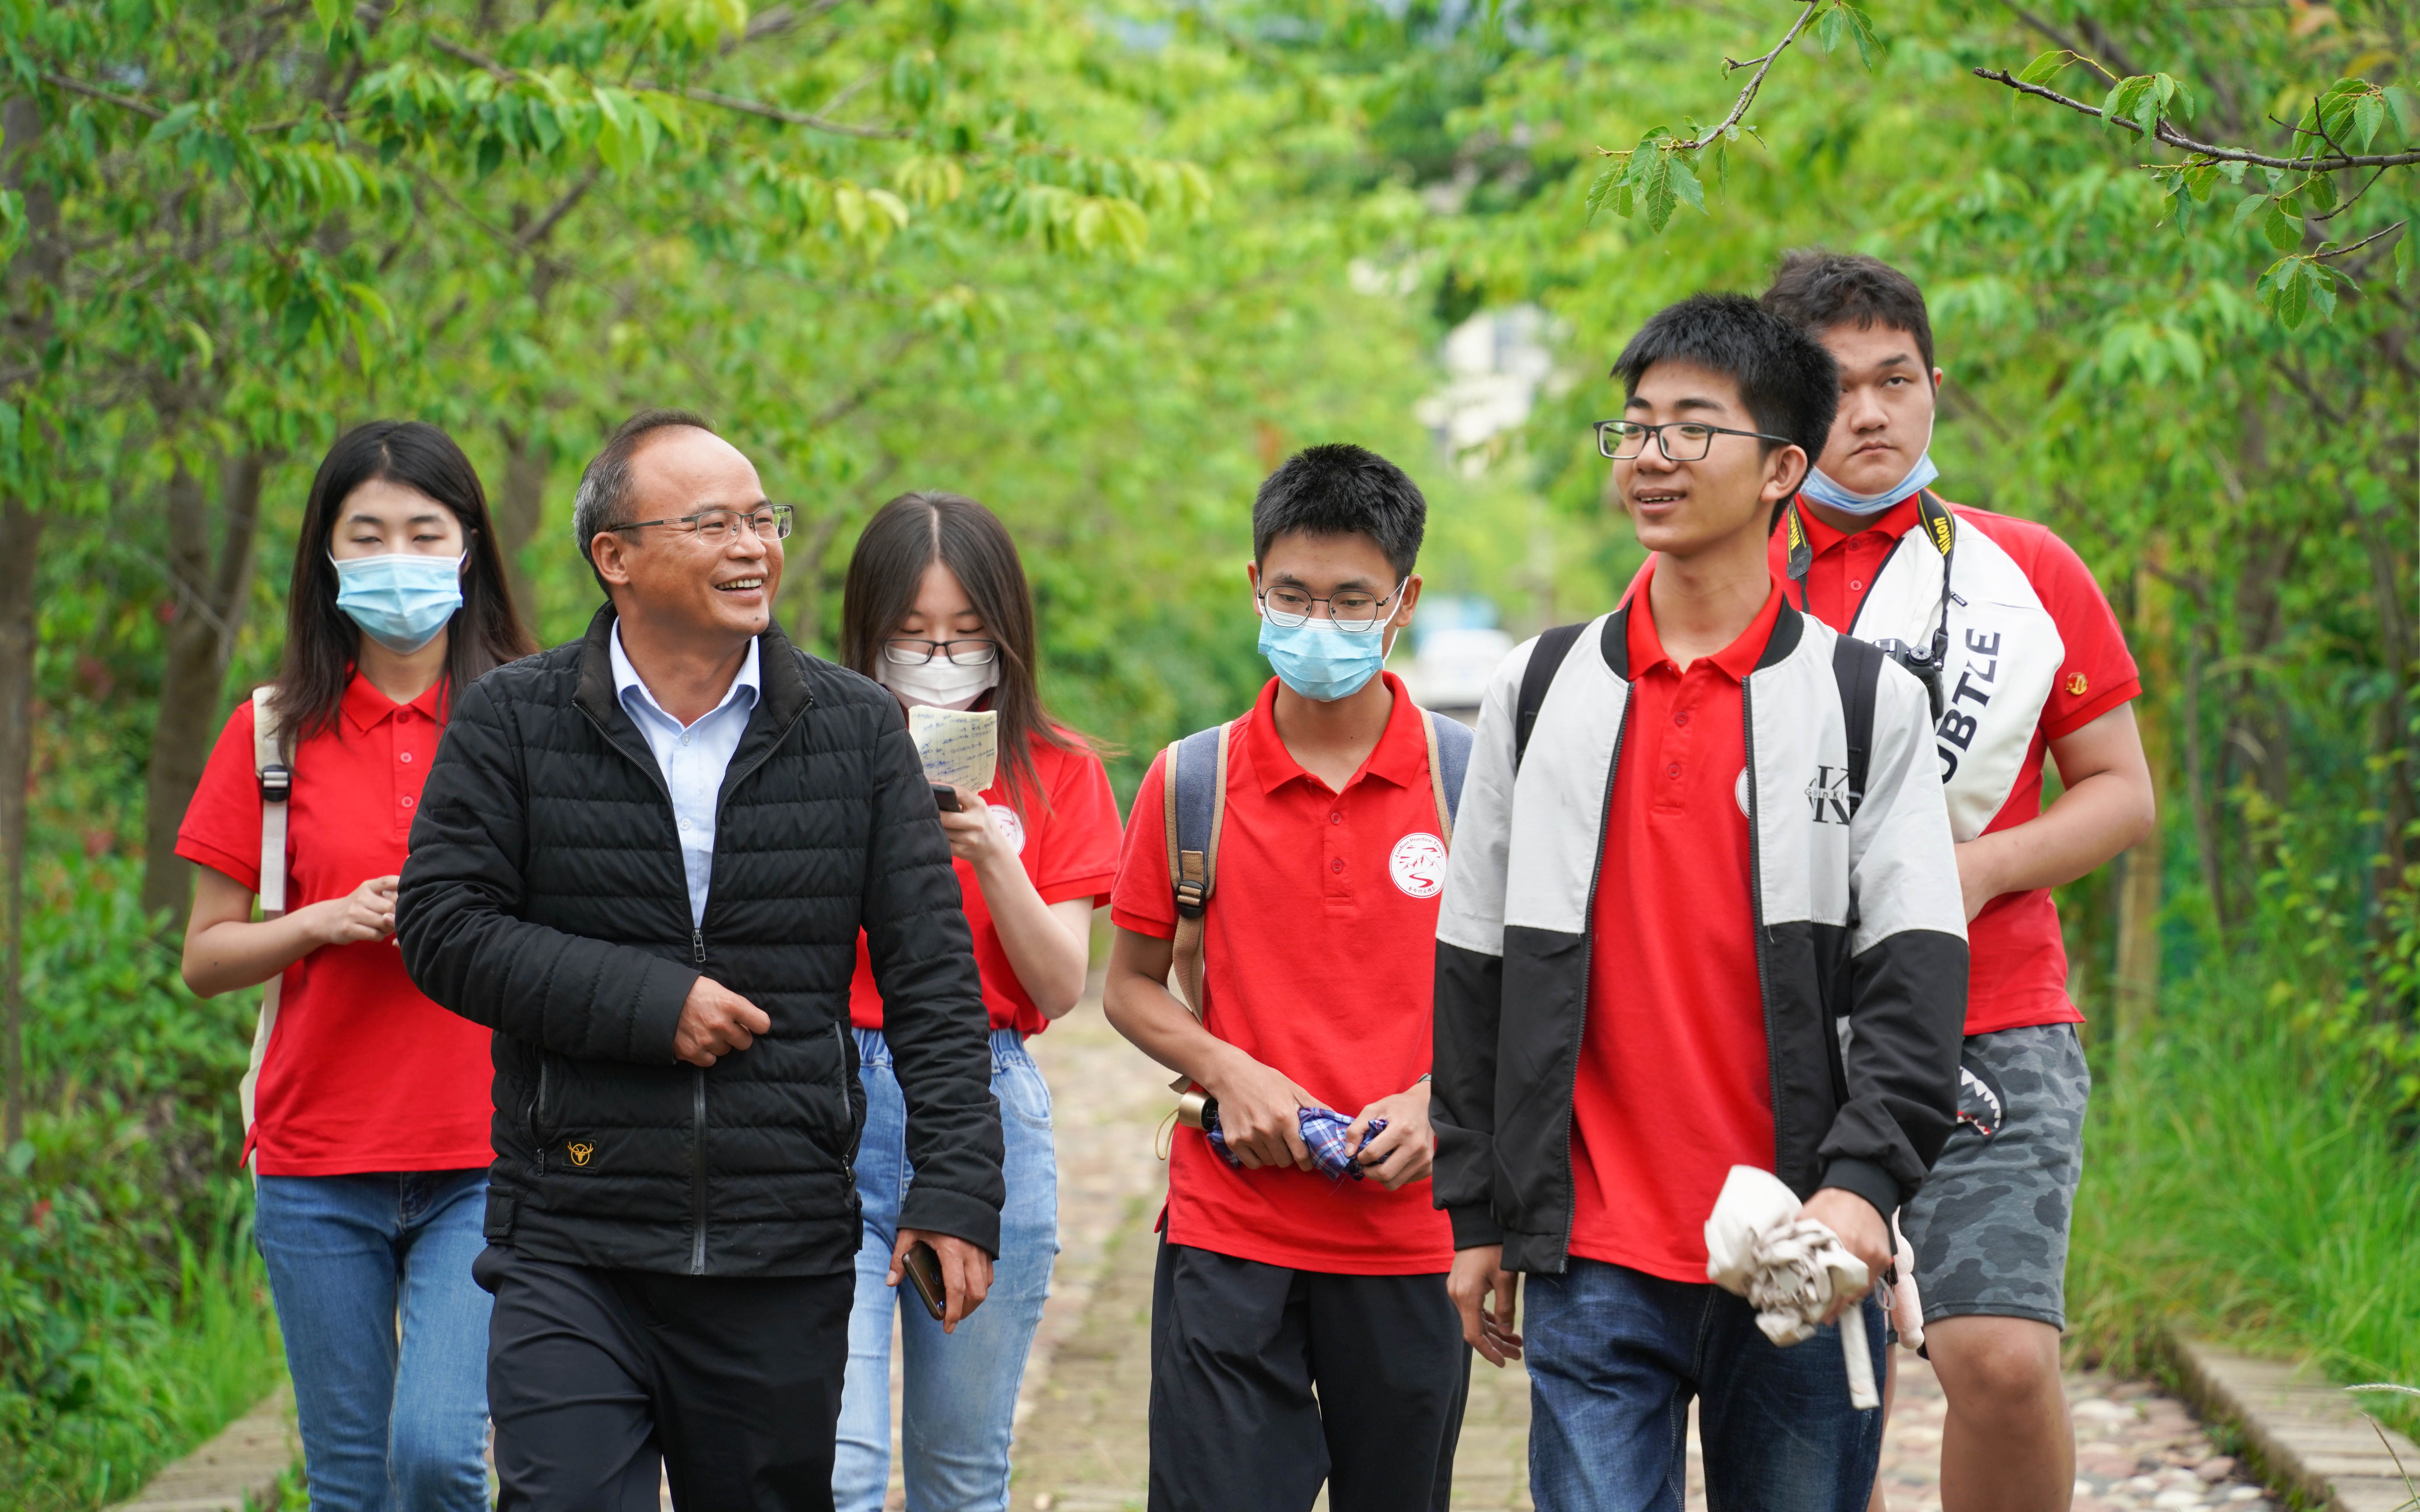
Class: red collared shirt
1569,567,1782,1282
1110,672,1455,1275
849,731,1121,1036
1773,494,2141,1034
177,675,496,1176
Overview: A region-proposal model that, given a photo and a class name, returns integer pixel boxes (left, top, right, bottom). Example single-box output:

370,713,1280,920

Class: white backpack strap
240,687,292,1165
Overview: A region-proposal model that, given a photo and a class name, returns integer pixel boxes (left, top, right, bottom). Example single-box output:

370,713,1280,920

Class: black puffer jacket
398,608,1002,1277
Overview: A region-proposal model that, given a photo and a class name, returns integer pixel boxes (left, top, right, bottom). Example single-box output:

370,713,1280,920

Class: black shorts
1145,1239,1470,1512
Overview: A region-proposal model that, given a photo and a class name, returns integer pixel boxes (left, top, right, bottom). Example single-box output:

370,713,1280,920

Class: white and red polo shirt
1772,493,2141,1035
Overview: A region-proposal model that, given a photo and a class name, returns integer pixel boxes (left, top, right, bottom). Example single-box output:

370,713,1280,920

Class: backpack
241,686,293,1172
1159,707,1472,1088
1513,615,1885,810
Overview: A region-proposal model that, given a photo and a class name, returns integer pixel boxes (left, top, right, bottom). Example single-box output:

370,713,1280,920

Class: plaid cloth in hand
1206,1104,1386,1182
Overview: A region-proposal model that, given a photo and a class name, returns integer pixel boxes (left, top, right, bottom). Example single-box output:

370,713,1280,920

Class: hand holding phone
932,783,962,813
888,1229,992,1332
901,1241,947,1322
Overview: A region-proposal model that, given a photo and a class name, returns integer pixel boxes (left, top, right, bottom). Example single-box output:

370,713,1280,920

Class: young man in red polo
1433,294,1969,1509
1103,443,1468,1512
1761,252,2157,1512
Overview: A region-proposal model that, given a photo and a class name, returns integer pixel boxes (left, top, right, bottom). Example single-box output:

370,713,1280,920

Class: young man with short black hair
1103,443,1470,1512
1431,295,1970,1508
1761,252,2156,1512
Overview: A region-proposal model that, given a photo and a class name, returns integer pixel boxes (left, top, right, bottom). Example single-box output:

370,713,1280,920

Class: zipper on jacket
1558,689,1631,1269
692,927,705,965
834,1022,862,1180
1740,679,1789,1185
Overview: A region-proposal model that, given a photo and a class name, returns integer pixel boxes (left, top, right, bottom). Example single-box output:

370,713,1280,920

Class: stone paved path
1004,1006,2289,1512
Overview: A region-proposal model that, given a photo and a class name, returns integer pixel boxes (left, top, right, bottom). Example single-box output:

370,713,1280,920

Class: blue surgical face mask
331,551,465,655
1258,615,1389,703
1799,413,1939,517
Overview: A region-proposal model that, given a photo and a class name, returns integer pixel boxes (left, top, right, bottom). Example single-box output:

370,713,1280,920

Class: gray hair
572,408,717,587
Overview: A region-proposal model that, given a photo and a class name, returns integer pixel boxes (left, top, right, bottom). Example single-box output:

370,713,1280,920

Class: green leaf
2298,171,2337,216
2396,225,2415,288
2231,193,2271,231
1584,162,1623,225
2016,49,2070,87
2263,198,2303,251
1668,153,1706,216
1642,153,1677,232
2102,76,2153,135
2157,74,2196,126
2352,92,2385,151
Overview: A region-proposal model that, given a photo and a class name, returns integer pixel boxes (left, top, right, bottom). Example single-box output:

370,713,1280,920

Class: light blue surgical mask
1258,616,1388,702
331,551,465,654
1798,414,1939,517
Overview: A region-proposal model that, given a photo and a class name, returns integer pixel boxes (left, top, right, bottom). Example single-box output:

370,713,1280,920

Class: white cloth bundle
1703,1165,1879,1410
1888,1214,1924,1354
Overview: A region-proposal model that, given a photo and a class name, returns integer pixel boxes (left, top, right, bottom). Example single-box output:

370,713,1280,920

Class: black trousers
474,1245,853,1512
1146,1238,1470,1512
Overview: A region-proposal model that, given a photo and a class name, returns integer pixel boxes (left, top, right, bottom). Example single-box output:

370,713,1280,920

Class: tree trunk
2114,565,2168,1074
140,451,268,925
0,500,40,1146
497,421,548,634
2182,630,2228,945
2344,485,2416,888
3,89,58,1145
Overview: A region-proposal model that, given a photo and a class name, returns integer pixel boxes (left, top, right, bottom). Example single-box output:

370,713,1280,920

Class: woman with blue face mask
175,421,534,1510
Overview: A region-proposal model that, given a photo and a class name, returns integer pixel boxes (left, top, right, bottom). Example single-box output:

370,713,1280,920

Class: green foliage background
1,0,2414,1498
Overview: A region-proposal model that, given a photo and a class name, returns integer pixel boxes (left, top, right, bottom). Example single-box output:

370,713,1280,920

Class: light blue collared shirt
610,621,762,929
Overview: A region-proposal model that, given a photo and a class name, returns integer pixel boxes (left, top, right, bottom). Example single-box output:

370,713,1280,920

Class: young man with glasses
1760,253,2155,1512
1431,295,1969,1509
1103,443,1470,1512
399,409,1004,1509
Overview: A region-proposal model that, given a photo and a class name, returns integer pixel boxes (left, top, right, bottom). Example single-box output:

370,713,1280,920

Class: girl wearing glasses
832,491,1122,1512
174,421,536,1509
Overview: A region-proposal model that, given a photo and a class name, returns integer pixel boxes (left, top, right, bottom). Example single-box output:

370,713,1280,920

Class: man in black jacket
399,409,1004,1510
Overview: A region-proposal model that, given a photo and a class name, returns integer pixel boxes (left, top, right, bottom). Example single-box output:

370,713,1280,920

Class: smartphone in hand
901,1240,947,1321
931,783,962,813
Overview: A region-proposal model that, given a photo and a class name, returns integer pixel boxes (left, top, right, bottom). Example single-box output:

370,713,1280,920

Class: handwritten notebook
909,706,999,793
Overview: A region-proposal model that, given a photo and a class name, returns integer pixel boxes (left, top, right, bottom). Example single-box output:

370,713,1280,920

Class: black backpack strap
1514,622,1588,773
1830,632,1885,817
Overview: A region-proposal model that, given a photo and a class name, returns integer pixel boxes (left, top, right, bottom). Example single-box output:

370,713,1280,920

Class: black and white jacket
1430,599,1968,1274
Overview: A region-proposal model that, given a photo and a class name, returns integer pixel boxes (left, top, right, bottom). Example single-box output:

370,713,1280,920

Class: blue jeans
834,1027,1059,1512
1524,1258,1886,1512
252,1169,493,1512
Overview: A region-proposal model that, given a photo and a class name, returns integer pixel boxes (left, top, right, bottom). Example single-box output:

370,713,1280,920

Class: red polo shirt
1570,568,1781,1283
176,677,496,1176
1772,495,2140,1035
849,732,1121,1036
1110,673,1455,1275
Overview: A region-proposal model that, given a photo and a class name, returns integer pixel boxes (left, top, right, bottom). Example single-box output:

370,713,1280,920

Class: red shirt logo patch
1389,832,1448,899
2065,672,2089,697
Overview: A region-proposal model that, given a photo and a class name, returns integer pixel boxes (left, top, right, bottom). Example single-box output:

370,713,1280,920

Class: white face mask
877,657,1000,711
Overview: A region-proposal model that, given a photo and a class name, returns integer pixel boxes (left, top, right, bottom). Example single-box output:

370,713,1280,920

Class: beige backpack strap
239,687,292,1168
1421,706,1454,851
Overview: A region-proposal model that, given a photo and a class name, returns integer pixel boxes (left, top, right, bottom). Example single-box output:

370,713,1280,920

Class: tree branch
40,72,166,122
427,32,516,82
1973,68,2420,171
1682,1,1824,150
2314,219,2406,263
1999,4,2121,82
678,86,908,138
517,165,603,251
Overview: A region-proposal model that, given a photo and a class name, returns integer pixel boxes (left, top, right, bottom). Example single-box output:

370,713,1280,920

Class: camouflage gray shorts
1898,1023,2091,1329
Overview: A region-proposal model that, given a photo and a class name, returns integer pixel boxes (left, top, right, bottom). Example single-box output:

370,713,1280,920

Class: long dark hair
271,421,535,743
840,491,1084,808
